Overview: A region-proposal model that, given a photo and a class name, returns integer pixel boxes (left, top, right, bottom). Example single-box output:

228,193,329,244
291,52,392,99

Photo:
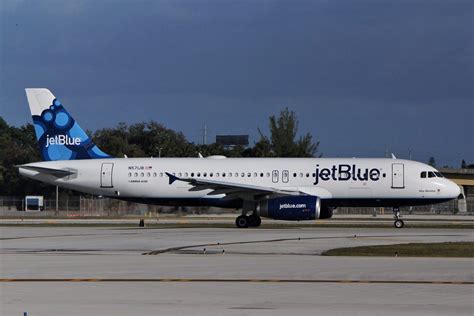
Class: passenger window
299,173,303,177
153,172,157,177
312,173,316,177
178,173,182,177
306,173,310,177
266,172,270,177
293,173,297,177
134,173,138,177
185,172,188,177
216,173,219,177
159,172,163,177
204,173,207,177
260,173,264,177
222,173,226,177
241,172,245,177
128,172,132,177
428,171,436,178
147,172,151,177
140,173,144,177
254,172,258,177
247,172,251,177
191,173,195,177
197,173,201,177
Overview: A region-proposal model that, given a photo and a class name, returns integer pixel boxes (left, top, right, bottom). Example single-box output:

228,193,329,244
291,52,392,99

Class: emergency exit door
282,170,289,183
272,170,279,183
101,163,114,188
391,163,404,189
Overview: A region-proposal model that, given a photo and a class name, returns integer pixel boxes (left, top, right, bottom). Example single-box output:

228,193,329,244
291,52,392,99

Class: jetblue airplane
18,88,461,228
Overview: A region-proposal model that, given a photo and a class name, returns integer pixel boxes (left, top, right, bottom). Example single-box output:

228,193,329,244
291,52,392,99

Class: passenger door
391,163,404,189
100,163,114,188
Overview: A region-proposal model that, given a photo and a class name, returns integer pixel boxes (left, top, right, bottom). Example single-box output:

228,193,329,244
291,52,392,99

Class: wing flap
165,172,299,201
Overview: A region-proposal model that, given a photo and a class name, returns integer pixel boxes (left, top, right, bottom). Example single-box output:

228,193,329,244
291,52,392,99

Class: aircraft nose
449,181,461,198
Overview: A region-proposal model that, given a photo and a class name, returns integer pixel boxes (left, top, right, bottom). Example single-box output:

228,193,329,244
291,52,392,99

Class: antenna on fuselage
391,153,397,159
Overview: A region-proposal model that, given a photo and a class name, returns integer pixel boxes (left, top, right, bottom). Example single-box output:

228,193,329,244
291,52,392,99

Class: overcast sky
1,0,472,166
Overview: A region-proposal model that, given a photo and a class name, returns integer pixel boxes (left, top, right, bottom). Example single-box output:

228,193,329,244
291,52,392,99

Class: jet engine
259,196,324,221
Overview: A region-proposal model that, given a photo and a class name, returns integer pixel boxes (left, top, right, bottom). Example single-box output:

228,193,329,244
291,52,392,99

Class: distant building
216,135,249,147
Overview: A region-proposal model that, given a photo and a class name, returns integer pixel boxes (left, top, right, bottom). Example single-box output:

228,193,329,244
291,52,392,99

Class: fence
0,195,473,217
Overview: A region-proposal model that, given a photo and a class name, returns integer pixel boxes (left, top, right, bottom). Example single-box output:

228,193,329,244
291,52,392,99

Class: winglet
166,172,180,185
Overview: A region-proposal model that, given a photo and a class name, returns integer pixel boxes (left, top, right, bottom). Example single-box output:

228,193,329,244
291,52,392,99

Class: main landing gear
393,207,404,228
235,214,261,228
235,201,261,228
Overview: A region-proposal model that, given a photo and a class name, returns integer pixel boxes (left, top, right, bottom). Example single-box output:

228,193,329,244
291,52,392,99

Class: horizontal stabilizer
17,165,75,178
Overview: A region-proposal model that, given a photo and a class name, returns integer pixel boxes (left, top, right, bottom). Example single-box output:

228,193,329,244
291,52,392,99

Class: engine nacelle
259,196,321,221
319,205,333,219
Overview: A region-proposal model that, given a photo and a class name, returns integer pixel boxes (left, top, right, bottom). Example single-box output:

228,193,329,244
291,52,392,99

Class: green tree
255,108,320,157
428,156,436,167
93,121,196,158
251,130,274,157
0,117,53,196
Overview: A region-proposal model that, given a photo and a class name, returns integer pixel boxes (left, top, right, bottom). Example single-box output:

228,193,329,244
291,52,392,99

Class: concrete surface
1,214,473,225
1,226,473,315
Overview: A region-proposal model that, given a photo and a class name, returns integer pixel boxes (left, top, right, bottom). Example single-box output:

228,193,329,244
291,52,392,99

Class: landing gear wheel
394,219,404,228
235,215,249,228
248,215,262,227
392,207,404,229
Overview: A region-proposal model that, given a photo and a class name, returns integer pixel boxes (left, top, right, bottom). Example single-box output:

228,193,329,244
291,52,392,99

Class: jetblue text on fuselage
45,135,81,147
314,164,381,185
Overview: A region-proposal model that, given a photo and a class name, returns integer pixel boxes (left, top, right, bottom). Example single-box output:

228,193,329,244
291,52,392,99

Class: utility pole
55,185,59,216
203,124,207,145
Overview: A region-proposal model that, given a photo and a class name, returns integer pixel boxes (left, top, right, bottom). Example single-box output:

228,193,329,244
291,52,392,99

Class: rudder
25,88,111,161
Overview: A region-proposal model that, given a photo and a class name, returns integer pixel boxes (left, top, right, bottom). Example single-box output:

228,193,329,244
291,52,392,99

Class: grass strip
321,242,474,257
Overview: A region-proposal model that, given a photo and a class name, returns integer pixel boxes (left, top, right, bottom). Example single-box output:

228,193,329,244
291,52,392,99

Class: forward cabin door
391,163,404,189
100,163,114,188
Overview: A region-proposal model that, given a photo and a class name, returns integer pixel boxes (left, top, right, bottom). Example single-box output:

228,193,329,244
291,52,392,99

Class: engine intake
259,196,321,221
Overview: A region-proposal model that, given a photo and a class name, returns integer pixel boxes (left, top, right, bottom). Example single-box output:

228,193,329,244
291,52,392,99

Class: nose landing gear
393,207,404,228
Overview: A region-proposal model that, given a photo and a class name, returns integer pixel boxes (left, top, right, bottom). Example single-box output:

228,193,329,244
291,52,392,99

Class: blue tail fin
25,88,111,161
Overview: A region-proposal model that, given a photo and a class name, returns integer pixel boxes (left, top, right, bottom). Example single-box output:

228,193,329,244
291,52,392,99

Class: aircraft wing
166,172,300,200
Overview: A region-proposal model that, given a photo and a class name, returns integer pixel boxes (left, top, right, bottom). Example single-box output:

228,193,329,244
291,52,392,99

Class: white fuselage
19,157,460,208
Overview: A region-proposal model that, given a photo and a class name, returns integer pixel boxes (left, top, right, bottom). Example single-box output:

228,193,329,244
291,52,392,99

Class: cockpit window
420,171,426,178
428,171,436,178
434,172,443,178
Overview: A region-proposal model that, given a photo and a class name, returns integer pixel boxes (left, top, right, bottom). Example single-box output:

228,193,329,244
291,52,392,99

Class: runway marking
142,234,469,255
0,278,472,285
